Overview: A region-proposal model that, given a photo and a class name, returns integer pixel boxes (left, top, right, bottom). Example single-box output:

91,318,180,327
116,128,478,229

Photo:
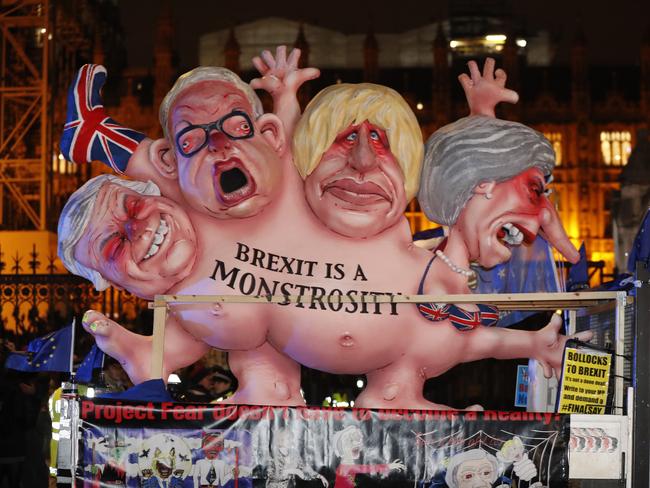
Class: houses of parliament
2,0,650,283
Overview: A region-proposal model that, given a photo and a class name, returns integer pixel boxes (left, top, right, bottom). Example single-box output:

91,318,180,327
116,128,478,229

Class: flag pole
69,317,76,379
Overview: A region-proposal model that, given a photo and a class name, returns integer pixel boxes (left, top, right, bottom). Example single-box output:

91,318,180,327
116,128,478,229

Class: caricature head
445,449,499,488
419,116,579,268
294,83,423,238
201,433,224,460
159,67,285,219
58,175,197,300
333,425,364,461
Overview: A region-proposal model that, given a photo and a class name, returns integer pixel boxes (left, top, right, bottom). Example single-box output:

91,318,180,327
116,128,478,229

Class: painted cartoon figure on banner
332,425,405,487
137,433,192,487
265,428,329,488
83,431,133,486
58,50,587,410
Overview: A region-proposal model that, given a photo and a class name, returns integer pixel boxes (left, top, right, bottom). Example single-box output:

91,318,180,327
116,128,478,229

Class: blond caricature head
293,83,423,238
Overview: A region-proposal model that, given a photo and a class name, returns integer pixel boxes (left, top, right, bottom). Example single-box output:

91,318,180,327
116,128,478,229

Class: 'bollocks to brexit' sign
558,347,612,414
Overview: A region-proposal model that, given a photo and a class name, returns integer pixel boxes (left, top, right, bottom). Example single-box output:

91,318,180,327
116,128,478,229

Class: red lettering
81,401,95,418
134,405,147,420
122,406,134,420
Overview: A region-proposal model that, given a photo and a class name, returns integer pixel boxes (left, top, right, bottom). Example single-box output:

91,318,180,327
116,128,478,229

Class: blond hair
293,83,423,200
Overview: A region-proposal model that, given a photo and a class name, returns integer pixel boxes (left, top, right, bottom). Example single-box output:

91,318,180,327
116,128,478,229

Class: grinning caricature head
445,449,499,488
419,115,579,268
158,67,285,219
293,83,423,239
58,174,197,300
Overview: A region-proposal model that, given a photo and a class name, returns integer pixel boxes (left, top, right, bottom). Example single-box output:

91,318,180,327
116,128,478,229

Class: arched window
600,131,632,166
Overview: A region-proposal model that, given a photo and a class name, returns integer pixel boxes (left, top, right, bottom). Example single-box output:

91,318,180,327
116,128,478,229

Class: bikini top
417,254,499,331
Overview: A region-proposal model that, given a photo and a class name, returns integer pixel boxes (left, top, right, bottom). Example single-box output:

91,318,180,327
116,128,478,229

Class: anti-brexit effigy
57,47,589,410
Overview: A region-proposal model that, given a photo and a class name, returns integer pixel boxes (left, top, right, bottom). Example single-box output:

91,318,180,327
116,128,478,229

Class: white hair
333,425,361,458
57,175,161,291
159,66,263,141
444,449,499,488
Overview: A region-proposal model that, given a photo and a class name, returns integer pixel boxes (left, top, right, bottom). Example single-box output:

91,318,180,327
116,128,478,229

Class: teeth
143,218,168,260
502,223,524,246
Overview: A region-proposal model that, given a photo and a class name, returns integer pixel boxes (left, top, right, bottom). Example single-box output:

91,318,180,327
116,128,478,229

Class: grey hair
333,425,361,458
159,66,263,141
444,449,498,488
418,115,555,226
57,175,161,291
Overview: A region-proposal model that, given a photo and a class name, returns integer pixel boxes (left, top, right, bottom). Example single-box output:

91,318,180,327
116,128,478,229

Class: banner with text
76,401,570,487
557,347,612,414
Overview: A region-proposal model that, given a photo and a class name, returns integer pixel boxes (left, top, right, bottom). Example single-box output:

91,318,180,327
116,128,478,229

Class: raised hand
250,45,320,138
250,45,320,98
458,57,519,117
388,459,406,472
60,64,144,173
534,314,594,379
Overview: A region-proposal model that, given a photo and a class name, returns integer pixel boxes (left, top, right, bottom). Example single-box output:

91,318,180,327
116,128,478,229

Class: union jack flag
418,302,499,331
447,303,500,331
418,302,450,322
60,64,145,174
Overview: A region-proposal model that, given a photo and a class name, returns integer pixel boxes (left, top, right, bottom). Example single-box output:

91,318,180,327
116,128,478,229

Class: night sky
118,0,650,70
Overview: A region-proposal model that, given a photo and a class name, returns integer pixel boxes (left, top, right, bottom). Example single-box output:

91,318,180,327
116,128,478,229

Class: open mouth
213,159,256,206
155,461,172,478
323,179,390,206
143,217,169,261
496,222,535,247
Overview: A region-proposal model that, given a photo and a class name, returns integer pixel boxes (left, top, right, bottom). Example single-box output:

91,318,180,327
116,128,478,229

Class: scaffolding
0,0,50,230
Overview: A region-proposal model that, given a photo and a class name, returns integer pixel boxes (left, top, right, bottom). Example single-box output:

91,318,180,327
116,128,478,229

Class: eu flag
628,208,650,272
75,344,104,383
567,243,589,291
4,324,73,372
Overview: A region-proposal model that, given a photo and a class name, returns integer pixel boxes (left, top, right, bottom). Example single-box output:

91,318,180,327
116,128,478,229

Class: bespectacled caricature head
156,67,286,220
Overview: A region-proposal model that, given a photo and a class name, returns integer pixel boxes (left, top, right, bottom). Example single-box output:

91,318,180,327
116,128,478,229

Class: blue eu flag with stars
75,344,104,383
5,324,73,372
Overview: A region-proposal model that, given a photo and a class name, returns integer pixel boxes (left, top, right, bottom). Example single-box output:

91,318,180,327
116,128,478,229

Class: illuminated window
544,132,562,165
600,131,631,166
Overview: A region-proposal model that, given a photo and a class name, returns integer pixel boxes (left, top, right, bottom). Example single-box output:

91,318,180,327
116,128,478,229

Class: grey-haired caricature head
58,174,197,299
418,115,579,266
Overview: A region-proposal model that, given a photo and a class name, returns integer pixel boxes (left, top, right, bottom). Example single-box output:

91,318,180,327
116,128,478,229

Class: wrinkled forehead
170,80,253,126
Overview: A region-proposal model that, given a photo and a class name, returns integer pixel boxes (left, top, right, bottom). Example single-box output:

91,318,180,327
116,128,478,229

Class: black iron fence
0,245,148,342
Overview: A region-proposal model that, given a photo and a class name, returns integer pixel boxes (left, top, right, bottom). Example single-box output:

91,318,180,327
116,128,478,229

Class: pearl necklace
435,249,478,289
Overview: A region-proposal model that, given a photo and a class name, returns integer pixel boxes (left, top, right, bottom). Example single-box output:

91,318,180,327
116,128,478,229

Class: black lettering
293,284,310,308
345,290,359,313
256,276,280,298
359,291,370,314
267,253,280,272
279,256,296,274
301,260,318,277
278,282,293,306
238,272,256,295
209,260,240,289
328,289,344,312
235,242,250,263
309,286,327,310
251,248,265,268
353,265,368,281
